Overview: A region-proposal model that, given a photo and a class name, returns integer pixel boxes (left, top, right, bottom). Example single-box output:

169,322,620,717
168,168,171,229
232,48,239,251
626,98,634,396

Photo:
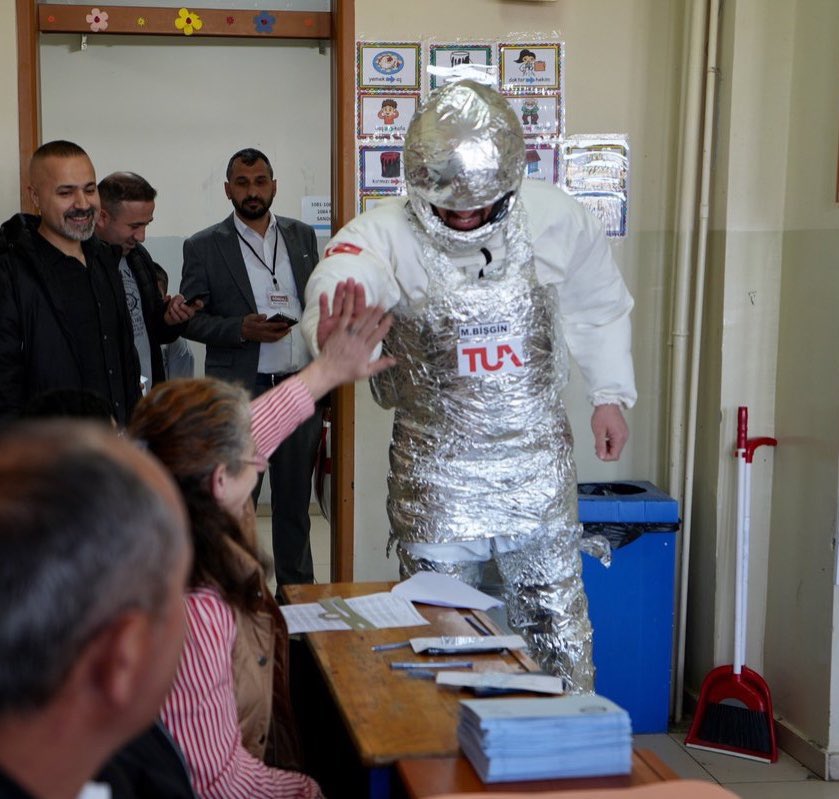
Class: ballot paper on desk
458,694,632,782
436,670,566,695
391,572,503,610
280,592,430,634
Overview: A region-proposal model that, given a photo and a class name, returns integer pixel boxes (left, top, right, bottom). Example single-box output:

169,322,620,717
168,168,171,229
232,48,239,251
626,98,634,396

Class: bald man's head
28,141,99,247
0,421,190,719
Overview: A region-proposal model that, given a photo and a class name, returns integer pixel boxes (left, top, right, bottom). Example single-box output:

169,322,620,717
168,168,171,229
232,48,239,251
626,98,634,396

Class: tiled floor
258,510,839,796
635,729,839,797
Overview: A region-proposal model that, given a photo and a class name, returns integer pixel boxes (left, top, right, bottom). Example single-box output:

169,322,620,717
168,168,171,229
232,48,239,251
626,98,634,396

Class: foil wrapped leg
494,533,594,693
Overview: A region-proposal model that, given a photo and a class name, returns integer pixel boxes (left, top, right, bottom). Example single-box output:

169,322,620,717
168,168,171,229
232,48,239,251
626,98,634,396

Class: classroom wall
685,0,839,769
0,3,20,218
765,0,839,765
37,33,332,377
351,0,687,581
686,0,792,690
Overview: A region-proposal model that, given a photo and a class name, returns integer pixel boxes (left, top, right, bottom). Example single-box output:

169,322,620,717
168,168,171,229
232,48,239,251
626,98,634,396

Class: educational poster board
353,38,630,237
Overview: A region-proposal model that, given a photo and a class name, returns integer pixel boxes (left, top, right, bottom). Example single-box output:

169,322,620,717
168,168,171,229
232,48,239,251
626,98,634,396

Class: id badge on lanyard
456,320,526,376
268,290,291,310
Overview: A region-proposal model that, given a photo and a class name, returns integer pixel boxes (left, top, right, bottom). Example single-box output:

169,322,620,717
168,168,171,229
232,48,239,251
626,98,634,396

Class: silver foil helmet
405,79,526,249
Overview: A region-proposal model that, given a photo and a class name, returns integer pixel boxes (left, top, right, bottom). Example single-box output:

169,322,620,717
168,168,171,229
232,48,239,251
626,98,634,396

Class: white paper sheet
280,592,430,634
391,572,503,610
436,671,567,695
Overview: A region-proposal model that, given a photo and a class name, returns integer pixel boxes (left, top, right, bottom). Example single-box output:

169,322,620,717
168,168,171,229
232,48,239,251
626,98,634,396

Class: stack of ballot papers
458,694,632,783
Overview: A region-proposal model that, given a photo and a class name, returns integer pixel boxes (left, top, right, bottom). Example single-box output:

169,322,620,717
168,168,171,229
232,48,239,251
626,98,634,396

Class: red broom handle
737,406,748,451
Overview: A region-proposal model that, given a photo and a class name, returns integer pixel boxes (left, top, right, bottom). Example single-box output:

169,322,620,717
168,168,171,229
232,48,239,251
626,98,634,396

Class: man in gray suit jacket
181,148,321,589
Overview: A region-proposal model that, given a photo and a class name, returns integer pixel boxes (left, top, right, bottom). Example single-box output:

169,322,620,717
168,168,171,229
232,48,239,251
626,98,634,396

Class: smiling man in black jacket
0,140,140,424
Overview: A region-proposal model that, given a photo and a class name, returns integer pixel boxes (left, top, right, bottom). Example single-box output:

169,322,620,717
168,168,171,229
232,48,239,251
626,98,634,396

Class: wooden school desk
396,749,679,797
282,582,679,799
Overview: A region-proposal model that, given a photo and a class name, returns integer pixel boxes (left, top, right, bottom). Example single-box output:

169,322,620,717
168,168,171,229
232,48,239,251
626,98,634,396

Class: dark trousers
253,373,323,589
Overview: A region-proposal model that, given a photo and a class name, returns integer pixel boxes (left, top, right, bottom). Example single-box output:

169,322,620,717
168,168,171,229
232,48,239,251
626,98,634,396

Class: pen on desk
390,660,474,670
371,641,410,652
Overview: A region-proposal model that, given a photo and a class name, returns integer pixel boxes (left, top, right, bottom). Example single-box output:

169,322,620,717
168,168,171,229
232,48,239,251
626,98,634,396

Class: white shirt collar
233,211,276,241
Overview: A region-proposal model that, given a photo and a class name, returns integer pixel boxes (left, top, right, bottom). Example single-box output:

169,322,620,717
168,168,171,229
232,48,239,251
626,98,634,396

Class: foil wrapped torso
373,201,581,547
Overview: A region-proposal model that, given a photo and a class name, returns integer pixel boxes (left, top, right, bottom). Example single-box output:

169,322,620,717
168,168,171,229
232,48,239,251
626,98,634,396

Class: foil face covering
405,79,526,250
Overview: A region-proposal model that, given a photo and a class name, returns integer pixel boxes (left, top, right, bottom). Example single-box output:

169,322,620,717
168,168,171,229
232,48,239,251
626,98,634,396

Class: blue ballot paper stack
458,694,633,783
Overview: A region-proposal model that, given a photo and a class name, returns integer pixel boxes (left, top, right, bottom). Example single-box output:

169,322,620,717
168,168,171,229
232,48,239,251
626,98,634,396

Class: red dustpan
685,406,778,762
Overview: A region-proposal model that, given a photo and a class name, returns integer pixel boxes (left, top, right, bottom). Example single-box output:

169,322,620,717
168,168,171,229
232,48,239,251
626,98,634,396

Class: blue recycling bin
579,481,680,734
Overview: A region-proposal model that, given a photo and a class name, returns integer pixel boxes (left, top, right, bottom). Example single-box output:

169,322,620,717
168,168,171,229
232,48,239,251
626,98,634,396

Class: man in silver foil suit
301,80,636,691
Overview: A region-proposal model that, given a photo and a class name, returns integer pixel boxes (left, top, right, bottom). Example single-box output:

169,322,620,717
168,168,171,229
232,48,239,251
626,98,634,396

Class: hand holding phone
267,312,298,327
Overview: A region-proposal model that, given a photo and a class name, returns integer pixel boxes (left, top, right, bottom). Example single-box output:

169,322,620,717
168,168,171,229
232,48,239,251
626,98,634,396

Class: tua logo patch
324,242,362,258
457,337,525,376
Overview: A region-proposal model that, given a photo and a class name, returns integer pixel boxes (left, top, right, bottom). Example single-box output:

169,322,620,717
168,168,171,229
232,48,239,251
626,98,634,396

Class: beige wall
766,0,839,764
687,0,839,770
0,3,20,219
687,0,792,688
352,0,687,581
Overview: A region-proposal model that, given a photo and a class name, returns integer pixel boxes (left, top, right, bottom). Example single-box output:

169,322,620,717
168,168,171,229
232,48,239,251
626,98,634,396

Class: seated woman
129,282,393,799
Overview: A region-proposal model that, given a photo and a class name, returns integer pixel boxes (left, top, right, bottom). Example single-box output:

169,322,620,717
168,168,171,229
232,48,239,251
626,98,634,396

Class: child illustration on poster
377,99,399,126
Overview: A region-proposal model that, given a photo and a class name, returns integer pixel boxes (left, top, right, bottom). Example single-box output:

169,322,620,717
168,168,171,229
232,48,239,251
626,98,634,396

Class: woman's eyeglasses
239,451,269,470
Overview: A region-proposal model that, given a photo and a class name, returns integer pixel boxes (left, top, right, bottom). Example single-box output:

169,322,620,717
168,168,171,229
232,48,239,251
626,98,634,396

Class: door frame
16,0,359,580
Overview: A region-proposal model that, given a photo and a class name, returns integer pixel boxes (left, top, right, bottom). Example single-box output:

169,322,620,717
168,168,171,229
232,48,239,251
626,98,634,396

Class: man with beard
0,140,141,424
180,147,321,590
96,171,198,390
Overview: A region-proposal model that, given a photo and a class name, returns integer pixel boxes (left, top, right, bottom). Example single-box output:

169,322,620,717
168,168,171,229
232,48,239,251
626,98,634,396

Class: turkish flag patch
324,242,362,258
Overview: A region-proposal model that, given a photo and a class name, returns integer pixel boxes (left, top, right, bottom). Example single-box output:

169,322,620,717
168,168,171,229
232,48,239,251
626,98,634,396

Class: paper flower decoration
86,8,109,32
175,8,203,36
253,12,276,33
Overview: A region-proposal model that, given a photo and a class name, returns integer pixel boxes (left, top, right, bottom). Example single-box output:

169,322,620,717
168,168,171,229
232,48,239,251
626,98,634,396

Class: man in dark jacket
96,172,198,388
0,140,141,424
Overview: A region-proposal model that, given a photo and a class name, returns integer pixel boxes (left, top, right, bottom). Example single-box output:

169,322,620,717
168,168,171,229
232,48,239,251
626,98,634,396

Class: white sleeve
301,211,403,357
535,194,637,408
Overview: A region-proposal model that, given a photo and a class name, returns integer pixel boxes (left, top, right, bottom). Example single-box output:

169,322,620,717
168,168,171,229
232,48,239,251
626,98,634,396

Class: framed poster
563,137,629,194
572,192,628,238
429,43,493,89
506,95,562,137
523,143,562,185
357,42,421,90
357,92,418,138
359,193,404,213
359,145,405,191
498,42,562,91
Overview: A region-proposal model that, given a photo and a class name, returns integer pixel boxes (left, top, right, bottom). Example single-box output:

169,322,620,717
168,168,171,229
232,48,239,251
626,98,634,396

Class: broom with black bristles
685,406,778,763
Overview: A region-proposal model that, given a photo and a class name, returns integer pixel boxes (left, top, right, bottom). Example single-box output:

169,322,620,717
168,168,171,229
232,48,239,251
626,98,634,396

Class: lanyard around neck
237,227,279,287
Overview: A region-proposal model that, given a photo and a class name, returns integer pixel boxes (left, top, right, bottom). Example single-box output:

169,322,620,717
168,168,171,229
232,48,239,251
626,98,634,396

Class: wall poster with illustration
357,43,421,90
357,92,418,138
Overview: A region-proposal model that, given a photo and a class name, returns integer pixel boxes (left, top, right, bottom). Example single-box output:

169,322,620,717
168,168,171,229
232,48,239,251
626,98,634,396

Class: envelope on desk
392,572,503,610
